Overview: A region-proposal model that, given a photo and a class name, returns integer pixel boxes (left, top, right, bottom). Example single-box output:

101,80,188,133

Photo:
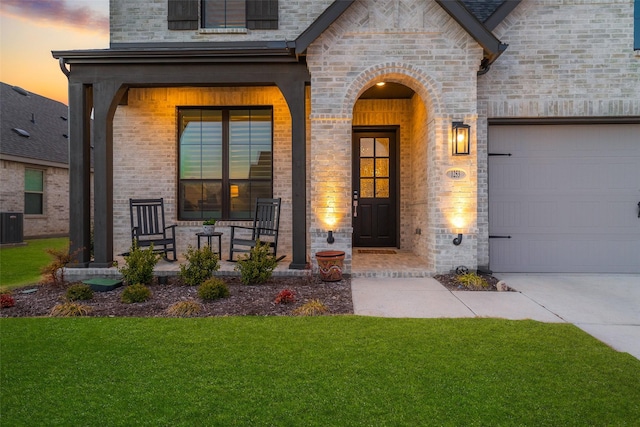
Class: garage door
489,124,640,273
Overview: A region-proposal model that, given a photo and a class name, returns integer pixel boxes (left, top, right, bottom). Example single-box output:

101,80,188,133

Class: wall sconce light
230,185,239,198
327,230,335,244
452,121,470,156
453,233,463,246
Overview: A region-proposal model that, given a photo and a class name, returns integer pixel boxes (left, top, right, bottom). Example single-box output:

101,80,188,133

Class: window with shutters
24,169,44,215
178,107,273,220
202,0,245,28
167,0,278,30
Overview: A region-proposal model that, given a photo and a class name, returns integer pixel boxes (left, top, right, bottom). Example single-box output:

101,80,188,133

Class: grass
0,237,68,289
2,317,639,426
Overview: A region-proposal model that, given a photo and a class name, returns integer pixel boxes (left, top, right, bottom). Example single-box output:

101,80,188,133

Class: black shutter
246,0,278,29
168,0,198,30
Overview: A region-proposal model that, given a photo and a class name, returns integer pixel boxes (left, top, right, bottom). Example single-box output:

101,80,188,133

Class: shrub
455,272,489,290
274,289,296,304
1,293,16,308
119,241,159,285
179,245,220,286
293,299,329,316
121,283,152,304
50,302,92,317
41,245,81,286
166,300,203,317
198,278,229,301
65,283,94,301
235,240,278,285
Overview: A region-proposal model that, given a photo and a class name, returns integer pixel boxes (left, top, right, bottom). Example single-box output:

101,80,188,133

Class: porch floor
351,248,432,278
64,249,433,282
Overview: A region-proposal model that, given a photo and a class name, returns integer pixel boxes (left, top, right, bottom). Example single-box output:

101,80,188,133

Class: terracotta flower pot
316,250,345,282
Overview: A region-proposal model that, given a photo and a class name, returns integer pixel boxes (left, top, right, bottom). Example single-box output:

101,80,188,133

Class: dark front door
352,130,397,247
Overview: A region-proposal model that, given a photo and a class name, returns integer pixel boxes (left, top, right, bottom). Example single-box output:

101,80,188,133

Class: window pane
229,181,252,219
25,193,43,215
376,178,389,198
360,178,374,198
360,159,374,178
375,158,389,177
180,110,222,180
375,138,389,157
202,0,246,28
229,180,271,219
180,181,222,220
229,109,272,180
202,181,222,219
360,138,374,157
25,169,43,192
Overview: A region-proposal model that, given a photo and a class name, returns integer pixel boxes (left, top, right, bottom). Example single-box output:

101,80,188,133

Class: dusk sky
0,0,109,105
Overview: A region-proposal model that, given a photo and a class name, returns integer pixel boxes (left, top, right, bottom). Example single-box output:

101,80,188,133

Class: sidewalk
351,274,640,360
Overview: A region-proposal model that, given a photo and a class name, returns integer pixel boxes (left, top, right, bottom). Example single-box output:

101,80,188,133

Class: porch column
277,76,307,269
67,82,92,267
91,81,121,267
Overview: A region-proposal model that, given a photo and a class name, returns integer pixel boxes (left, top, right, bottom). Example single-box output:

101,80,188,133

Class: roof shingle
0,82,69,165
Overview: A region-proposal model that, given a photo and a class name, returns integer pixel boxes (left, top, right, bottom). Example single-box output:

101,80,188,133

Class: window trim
177,106,274,221
24,168,44,216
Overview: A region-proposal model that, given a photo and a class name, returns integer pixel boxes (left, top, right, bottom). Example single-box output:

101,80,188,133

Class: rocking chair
228,198,283,262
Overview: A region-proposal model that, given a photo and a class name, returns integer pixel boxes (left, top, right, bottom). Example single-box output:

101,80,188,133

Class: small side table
196,232,223,257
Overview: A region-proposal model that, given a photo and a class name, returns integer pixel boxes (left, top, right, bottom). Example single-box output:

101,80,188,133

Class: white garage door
489,124,640,273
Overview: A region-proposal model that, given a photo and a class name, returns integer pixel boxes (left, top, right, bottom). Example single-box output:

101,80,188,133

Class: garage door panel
490,235,640,273
489,124,640,273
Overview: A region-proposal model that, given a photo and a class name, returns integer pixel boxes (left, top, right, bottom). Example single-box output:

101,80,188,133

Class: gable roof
55,1,519,74
0,82,70,166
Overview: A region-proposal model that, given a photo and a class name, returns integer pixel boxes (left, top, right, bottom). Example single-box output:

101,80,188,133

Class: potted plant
202,219,216,235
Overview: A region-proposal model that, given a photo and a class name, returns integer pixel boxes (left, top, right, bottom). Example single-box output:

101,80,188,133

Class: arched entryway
350,76,433,270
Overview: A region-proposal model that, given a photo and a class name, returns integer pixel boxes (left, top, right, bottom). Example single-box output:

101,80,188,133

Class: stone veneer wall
111,87,294,259
476,0,640,268
306,0,482,273
110,0,334,44
0,160,70,238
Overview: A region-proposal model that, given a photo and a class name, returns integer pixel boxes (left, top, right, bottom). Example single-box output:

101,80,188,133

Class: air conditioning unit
0,212,24,244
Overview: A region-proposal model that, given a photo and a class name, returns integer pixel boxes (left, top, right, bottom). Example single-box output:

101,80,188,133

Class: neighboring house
0,82,71,240
53,0,640,273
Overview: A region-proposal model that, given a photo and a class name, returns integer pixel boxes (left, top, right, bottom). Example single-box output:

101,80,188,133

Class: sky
0,0,110,105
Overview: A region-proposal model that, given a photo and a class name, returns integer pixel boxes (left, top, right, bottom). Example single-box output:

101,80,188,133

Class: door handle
638,201,640,218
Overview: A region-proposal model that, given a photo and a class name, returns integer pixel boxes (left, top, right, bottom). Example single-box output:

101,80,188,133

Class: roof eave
435,0,508,67
484,0,523,31
52,41,299,64
294,0,356,55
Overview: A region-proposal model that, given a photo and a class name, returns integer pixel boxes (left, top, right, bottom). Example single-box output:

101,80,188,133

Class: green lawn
2,317,639,426
0,237,69,289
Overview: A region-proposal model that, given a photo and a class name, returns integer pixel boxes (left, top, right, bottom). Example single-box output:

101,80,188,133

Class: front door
352,129,397,247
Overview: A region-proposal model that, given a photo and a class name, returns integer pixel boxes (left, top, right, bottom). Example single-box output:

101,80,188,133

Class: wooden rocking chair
228,198,283,262
129,198,177,261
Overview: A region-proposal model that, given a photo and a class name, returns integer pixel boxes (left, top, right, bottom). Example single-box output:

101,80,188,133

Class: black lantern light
452,122,470,156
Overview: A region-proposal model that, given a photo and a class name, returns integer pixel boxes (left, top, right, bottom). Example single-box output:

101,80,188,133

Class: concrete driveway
351,273,640,360
495,273,640,360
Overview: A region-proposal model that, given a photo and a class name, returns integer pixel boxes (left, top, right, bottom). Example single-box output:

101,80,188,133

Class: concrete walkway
351,274,640,360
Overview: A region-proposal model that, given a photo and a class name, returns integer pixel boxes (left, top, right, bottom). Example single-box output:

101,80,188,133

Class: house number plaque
446,168,467,180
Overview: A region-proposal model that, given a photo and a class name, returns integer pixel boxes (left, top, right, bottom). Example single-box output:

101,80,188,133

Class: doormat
358,249,397,254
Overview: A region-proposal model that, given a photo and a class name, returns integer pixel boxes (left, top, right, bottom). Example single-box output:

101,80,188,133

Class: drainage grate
357,249,397,254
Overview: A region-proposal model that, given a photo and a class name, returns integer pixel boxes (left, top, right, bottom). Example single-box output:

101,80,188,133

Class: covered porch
64,249,432,282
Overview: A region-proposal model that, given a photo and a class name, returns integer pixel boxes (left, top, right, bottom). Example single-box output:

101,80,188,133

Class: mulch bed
0,276,353,318
435,273,512,292
1,273,511,318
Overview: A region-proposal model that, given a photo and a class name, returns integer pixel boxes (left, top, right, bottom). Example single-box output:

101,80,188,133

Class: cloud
0,0,108,34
